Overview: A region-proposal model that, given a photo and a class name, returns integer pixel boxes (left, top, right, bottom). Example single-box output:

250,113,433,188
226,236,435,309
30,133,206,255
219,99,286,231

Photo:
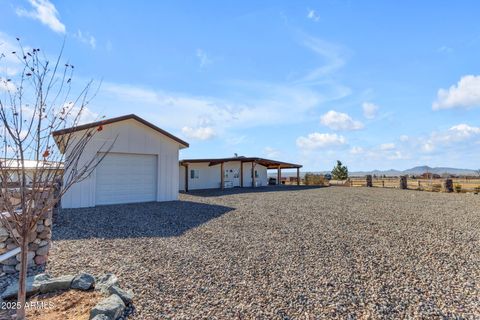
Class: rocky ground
43,186,479,319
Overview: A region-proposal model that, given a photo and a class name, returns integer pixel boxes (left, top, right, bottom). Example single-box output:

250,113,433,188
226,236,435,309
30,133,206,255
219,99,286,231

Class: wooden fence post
444,178,453,193
366,175,373,187
399,176,408,189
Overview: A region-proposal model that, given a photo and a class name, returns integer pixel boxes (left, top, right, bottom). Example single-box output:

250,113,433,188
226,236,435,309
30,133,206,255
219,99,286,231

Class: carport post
221,162,224,190
252,162,256,187
184,164,189,192
296,168,300,186
240,162,244,187
277,166,281,185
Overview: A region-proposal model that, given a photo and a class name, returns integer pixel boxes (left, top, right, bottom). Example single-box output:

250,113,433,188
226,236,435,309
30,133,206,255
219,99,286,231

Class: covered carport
179,156,302,192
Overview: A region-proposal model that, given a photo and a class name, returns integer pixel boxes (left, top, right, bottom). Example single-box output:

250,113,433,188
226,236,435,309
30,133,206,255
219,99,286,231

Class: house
0,159,63,187
179,156,302,191
53,114,189,208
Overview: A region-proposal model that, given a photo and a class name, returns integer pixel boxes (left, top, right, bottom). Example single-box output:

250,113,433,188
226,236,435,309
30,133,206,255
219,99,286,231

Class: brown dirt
0,290,103,320
28,290,103,320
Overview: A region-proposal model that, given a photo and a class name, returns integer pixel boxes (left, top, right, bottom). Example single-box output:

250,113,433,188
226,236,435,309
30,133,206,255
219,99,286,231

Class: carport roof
180,156,302,169
52,114,189,148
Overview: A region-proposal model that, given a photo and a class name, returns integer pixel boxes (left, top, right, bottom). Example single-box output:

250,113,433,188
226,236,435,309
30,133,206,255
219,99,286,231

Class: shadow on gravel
53,201,235,240
183,185,325,198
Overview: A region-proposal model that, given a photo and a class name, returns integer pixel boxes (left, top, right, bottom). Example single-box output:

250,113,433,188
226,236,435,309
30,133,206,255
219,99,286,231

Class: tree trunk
17,229,29,320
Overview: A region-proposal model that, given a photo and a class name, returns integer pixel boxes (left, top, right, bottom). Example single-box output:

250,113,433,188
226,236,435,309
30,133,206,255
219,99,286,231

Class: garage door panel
95,153,157,205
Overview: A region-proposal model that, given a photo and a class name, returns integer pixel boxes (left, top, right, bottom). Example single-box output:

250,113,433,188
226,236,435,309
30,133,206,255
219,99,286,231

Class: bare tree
0,39,111,319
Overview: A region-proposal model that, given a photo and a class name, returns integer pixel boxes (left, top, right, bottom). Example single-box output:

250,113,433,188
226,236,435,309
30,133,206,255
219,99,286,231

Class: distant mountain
270,166,478,178
351,166,477,177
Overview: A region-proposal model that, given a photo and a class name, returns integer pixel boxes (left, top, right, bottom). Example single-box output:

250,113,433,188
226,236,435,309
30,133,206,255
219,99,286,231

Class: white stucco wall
180,161,268,190
61,119,184,208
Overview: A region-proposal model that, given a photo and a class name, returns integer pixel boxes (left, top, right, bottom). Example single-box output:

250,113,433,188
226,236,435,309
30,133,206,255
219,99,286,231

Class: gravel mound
46,187,480,319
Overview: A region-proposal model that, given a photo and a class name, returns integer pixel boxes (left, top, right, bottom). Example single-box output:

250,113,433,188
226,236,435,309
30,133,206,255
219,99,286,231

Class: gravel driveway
47,186,480,319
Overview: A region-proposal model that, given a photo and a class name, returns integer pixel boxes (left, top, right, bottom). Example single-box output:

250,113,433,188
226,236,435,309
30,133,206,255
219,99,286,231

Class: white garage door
95,153,157,205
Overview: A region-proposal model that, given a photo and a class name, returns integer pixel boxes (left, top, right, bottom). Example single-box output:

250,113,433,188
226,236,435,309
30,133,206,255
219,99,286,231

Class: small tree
331,160,348,180
0,39,112,319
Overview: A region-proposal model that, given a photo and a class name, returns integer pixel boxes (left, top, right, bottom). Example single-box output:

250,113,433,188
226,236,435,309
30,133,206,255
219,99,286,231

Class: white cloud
320,110,363,131
16,0,66,34
420,123,480,153
300,35,346,82
362,102,379,119
264,146,280,158
196,49,212,68
181,126,216,140
100,80,327,133
350,146,364,154
296,132,346,150
387,151,407,160
379,143,395,151
74,30,96,49
307,9,320,22
432,75,480,110
399,135,409,142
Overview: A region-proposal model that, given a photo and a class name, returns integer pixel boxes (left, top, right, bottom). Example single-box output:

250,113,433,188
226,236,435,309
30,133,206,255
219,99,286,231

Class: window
255,170,259,178
190,169,199,179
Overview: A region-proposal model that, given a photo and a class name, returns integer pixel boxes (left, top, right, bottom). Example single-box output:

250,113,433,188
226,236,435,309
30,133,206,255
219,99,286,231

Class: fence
349,177,480,193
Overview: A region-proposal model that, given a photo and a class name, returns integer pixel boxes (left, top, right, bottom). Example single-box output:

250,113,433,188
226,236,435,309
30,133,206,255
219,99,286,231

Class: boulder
0,241,6,248
36,225,45,233
95,273,119,293
39,240,49,246
107,285,133,304
6,243,17,250
43,218,52,227
16,251,35,262
71,273,95,291
1,274,44,299
38,275,75,293
3,265,16,274
34,255,48,265
2,257,17,266
90,294,125,320
0,227,9,242
36,244,50,256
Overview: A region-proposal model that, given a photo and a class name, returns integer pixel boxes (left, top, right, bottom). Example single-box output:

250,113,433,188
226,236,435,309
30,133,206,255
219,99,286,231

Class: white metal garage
53,114,189,208
95,153,158,205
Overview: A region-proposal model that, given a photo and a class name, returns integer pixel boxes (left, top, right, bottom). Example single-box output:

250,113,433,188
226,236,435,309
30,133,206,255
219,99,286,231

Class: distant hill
270,166,478,178
350,166,477,177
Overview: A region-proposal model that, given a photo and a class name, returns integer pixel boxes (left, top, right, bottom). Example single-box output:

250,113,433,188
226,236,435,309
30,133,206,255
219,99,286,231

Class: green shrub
431,184,442,192
304,173,327,186
331,160,348,180
454,183,462,193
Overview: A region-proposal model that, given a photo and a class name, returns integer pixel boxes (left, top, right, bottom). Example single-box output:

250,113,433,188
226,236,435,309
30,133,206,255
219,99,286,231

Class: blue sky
1,0,480,171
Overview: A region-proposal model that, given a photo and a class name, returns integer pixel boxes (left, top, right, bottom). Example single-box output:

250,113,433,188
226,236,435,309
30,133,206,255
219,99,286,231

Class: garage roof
52,114,189,148
181,156,302,169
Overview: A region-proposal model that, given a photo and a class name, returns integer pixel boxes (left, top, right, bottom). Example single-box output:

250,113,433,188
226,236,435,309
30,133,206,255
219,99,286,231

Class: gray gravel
46,186,480,319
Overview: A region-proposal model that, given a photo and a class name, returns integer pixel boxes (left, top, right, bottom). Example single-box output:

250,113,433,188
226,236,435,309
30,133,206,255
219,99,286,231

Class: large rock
16,251,35,262
95,273,119,293
0,274,49,299
90,315,110,320
36,244,50,256
71,273,95,291
34,255,47,265
107,285,133,304
38,275,75,293
0,227,9,242
90,294,125,320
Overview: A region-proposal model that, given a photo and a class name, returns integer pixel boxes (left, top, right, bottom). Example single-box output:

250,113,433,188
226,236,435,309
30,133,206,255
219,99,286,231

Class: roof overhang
180,157,302,169
52,114,189,153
